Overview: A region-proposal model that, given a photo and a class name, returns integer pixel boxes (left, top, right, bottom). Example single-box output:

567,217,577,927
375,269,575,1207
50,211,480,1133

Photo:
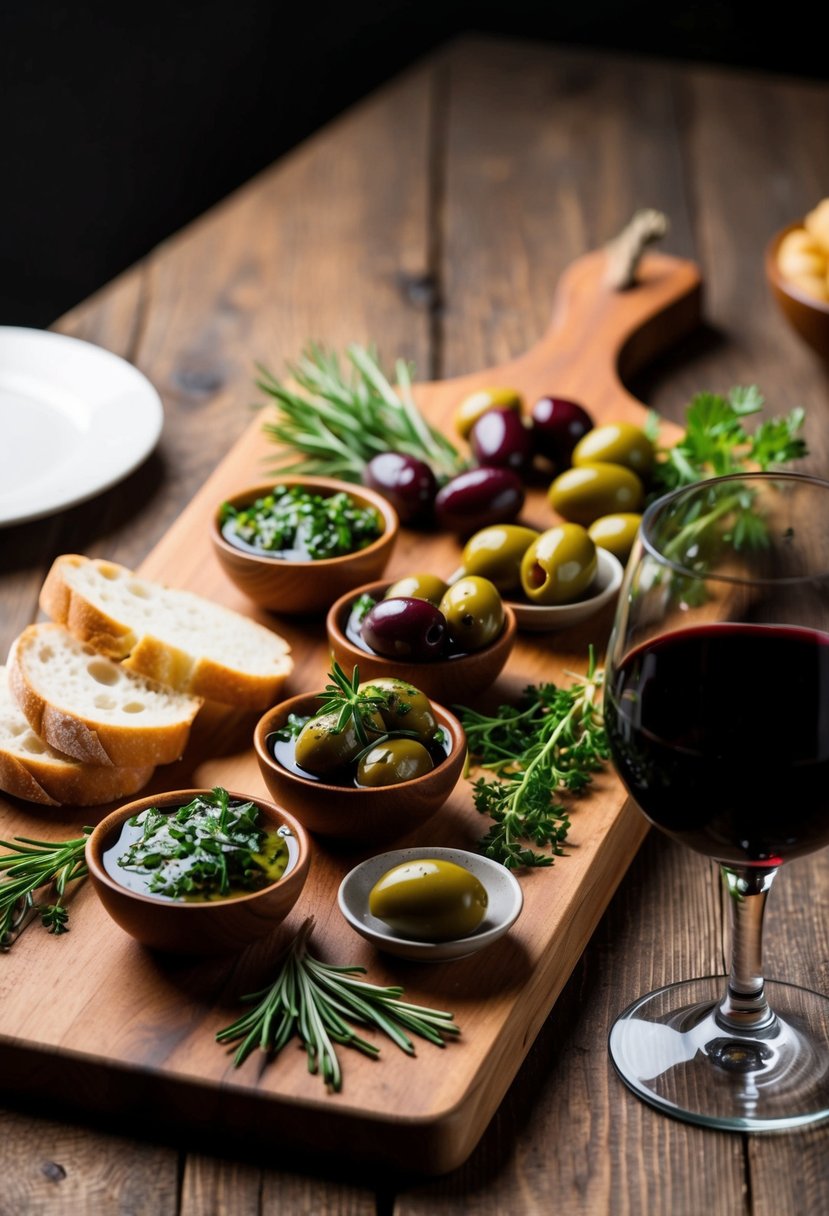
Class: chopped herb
220,485,383,560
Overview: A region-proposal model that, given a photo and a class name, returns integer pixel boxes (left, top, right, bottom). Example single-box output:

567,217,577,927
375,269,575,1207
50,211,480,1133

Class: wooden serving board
0,246,699,1175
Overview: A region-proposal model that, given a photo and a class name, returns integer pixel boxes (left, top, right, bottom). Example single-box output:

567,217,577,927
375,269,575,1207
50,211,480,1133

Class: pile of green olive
271,677,450,789
456,522,600,607
347,573,506,660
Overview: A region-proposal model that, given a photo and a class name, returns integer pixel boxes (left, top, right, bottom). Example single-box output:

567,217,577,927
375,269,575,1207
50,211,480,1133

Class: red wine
605,623,829,865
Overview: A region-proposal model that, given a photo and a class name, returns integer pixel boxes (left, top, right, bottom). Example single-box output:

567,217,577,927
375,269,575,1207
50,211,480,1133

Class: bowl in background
86,788,310,955
211,475,399,614
765,223,829,358
326,579,516,704
253,692,466,842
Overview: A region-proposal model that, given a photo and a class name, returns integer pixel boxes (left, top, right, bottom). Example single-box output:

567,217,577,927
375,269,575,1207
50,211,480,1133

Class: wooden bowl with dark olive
765,223,829,359
326,579,517,705
253,692,467,842
210,475,400,614
86,789,311,955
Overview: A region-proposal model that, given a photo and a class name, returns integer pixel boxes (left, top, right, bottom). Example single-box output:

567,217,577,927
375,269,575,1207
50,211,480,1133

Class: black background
3,1,825,326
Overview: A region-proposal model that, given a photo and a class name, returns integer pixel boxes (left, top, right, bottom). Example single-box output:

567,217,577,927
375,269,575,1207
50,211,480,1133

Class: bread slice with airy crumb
0,666,154,807
40,554,293,709
8,623,202,768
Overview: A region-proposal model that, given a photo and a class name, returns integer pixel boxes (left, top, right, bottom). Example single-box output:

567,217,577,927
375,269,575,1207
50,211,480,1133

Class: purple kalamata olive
469,408,533,473
530,398,594,467
434,467,525,535
361,597,448,661
365,452,437,525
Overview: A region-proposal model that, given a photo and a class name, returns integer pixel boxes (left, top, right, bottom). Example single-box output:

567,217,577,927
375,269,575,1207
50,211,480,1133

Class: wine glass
604,471,829,1131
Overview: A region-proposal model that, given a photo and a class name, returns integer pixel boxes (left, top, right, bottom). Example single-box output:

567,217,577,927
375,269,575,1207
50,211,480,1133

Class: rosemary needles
0,830,90,947
217,918,460,1091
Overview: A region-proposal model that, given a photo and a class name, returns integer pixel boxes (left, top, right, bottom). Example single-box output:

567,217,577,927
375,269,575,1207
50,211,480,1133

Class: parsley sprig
0,830,91,947
216,918,459,1091
457,651,608,869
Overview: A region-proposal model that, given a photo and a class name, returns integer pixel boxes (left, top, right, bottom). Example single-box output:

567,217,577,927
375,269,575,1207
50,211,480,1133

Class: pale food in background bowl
211,475,399,614
86,788,310,955
338,846,523,961
766,209,829,357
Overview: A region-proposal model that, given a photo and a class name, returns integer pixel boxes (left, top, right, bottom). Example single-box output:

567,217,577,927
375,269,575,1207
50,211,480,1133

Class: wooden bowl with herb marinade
210,475,399,614
86,788,311,955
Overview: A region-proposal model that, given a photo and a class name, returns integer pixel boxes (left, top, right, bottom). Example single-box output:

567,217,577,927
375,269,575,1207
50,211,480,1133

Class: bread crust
0,750,154,807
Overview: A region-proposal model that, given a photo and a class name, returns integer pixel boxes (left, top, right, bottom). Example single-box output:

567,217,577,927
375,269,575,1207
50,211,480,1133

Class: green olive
587,513,642,563
358,677,438,741
520,524,597,605
548,462,644,526
368,859,488,941
356,739,434,787
384,573,448,606
459,524,540,593
294,707,384,776
454,387,523,439
438,576,504,652
571,422,655,476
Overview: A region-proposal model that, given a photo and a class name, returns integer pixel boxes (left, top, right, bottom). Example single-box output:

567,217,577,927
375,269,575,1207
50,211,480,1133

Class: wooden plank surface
2,33,829,1214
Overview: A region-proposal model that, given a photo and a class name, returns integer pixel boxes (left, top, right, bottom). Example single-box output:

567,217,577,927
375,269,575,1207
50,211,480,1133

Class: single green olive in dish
454,387,523,439
357,739,435,787
384,573,448,606
548,462,645,526
358,677,438,741
368,858,488,941
587,512,642,563
571,422,655,476
438,576,504,652
520,524,597,605
294,707,385,776
458,524,540,593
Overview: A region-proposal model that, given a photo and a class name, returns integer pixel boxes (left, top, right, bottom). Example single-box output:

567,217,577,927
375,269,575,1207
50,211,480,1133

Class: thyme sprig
258,344,466,483
216,918,459,1091
457,650,608,869
0,830,91,947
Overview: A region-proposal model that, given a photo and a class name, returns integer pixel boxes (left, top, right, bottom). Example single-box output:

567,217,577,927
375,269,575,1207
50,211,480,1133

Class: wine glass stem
717,864,779,1034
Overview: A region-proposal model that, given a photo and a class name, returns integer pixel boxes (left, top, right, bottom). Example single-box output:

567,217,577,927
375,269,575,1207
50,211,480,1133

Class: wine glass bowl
604,472,829,1131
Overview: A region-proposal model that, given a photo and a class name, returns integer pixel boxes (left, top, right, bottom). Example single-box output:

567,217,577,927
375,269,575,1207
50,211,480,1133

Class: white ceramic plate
505,547,624,632
0,327,164,527
338,846,523,962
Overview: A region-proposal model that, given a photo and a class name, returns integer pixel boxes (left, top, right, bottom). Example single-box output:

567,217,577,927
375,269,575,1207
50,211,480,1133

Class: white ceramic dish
0,327,164,527
505,547,624,632
338,845,523,962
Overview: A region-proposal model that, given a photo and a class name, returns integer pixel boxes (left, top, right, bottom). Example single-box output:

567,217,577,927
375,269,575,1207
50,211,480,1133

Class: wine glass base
609,976,829,1132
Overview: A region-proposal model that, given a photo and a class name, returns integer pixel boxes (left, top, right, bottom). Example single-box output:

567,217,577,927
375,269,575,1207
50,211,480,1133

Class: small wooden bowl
86,789,311,955
325,580,517,704
211,475,399,614
765,223,829,358
253,693,466,842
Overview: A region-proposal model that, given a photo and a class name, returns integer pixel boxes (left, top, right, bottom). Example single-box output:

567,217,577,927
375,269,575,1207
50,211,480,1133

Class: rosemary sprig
457,650,608,869
216,918,460,1091
315,661,391,748
257,344,466,483
0,830,91,947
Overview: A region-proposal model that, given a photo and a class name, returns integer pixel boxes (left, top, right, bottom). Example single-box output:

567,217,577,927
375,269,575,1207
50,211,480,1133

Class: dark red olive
434,467,525,535
531,398,594,467
365,452,437,524
469,408,533,473
361,597,448,660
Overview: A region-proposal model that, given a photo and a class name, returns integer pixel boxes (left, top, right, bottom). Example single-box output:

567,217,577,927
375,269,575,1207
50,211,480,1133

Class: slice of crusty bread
0,666,154,807
8,623,203,768
40,555,293,708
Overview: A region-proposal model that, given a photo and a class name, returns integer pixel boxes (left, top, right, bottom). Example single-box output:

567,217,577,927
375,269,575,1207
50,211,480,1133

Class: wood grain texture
2,32,829,1215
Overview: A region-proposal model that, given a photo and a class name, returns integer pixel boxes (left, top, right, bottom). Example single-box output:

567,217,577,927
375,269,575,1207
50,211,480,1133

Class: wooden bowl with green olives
86,788,311,955
210,475,400,614
253,689,467,842
325,578,517,705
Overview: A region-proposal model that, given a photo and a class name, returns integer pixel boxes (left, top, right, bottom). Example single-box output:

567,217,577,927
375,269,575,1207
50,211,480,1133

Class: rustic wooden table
3,33,829,1216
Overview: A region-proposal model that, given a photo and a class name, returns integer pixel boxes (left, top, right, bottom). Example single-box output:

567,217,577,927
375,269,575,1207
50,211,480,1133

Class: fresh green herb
270,712,310,743
217,917,459,1091
315,661,396,748
220,485,382,560
258,344,466,483
351,592,377,624
0,830,91,947
457,651,608,869
117,788,289,900
651,386,807,499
